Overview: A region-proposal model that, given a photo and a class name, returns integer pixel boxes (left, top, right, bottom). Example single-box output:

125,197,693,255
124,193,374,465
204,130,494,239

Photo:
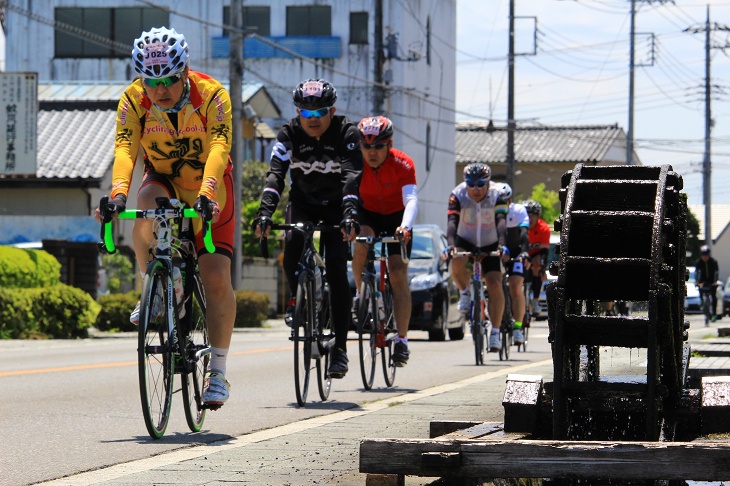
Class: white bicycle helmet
132,27,189,78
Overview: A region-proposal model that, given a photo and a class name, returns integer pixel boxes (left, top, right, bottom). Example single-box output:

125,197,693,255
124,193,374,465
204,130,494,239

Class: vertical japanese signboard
0,72,38,175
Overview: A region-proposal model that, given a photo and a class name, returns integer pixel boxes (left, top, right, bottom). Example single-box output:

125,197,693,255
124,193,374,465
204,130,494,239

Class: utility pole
627,0,636,165
229,0,243,289
373,0,385,114
627,0,672,166
507,0,515,189
685,7,730,250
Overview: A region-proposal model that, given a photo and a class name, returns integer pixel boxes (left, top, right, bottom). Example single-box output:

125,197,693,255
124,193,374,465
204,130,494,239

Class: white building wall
5,0,456,231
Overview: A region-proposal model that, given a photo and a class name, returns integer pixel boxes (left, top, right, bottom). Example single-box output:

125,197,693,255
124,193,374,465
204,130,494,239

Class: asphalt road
1,319,558,486
2,312,720,486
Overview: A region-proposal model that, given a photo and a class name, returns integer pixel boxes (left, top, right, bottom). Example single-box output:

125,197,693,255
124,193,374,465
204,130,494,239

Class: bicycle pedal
202,402,223,411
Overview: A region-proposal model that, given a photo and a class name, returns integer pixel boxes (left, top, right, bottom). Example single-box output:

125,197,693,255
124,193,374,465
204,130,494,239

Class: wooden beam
360,439,730,480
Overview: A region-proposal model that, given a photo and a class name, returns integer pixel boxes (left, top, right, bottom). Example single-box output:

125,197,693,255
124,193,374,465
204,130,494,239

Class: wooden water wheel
548,164,688,441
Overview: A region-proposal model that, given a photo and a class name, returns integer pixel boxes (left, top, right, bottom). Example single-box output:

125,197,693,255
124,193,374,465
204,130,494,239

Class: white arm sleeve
400,184,419,229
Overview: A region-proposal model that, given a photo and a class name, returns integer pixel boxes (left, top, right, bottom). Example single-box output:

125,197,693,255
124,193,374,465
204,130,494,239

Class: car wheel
447,300,465,340
428,306,446,341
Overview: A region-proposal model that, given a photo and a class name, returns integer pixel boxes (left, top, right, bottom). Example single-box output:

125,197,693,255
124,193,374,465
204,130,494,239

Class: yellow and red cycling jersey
111,70,232,202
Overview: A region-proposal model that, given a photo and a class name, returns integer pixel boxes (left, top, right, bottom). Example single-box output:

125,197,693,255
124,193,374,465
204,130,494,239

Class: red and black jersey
528,218,551,257
359,148,416,215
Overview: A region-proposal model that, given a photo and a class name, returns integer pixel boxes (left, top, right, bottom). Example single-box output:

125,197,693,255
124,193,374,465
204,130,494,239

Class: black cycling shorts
454,236,501,274
357,208,413,259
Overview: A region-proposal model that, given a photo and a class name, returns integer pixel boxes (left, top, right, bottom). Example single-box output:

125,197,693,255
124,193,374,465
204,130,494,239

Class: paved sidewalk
38,317,722,486
41,359,555,486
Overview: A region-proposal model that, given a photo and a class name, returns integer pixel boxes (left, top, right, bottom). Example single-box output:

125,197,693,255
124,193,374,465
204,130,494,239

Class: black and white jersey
258,115,363,218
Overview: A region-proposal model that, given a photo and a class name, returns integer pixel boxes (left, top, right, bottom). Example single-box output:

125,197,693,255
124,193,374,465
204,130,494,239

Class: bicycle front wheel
316,284,333,401
358,279,377,390
180,271,208,431
293,275,314,406
138,261,175,439
472,282,485,365
381,281,396,387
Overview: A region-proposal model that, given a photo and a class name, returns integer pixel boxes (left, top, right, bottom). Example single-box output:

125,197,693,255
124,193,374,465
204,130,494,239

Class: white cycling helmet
132,27,189,78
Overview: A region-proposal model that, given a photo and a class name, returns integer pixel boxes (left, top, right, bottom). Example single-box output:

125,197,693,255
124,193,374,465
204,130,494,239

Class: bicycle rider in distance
351,116,418,366
525,200,551,318
253,79,363,379
501,185,531,346
695,244,720,322
94,27,237,407
444,163,509,352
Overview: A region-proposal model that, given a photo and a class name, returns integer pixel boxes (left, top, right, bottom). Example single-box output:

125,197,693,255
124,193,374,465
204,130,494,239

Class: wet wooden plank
360,439,730,480
691,343,730,357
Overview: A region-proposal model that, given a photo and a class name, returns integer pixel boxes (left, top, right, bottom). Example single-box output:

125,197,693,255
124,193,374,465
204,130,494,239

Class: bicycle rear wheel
358,279,377,390
138,260,175,439
316,284,333,401
499,324,511,361
180,270,209,431
293,275,314,406
381,281,396,387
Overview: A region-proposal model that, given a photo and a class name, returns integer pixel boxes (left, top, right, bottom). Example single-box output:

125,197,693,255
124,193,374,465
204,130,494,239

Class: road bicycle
261,221,340,407
355,233,409,389
451,250,492,365
699,285,715,327
499,256,532,360
99,195,215,439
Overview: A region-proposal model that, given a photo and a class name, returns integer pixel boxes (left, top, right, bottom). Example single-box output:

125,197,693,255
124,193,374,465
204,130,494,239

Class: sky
456,0,730,207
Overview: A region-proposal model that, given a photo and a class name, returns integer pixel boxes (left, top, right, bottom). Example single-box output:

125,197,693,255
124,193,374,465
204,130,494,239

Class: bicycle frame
357,234,408,347
265,221,340,405
98,195,216,437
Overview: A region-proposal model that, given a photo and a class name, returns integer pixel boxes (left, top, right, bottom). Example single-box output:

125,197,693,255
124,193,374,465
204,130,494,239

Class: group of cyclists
96,26,553,411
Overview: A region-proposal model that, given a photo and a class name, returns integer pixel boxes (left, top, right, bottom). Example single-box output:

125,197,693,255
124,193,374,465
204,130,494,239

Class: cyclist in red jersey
525,200,551,316
352,116,418,365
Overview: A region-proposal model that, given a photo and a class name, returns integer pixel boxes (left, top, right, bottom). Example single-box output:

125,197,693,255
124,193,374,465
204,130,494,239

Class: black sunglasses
361,143,388,150
466,181,487,188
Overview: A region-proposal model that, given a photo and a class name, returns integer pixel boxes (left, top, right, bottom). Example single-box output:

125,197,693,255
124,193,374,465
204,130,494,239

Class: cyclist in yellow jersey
95,27,235,407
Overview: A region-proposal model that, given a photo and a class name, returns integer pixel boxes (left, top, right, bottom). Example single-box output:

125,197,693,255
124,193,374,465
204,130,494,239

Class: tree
524,183,560,228
241,159,287,256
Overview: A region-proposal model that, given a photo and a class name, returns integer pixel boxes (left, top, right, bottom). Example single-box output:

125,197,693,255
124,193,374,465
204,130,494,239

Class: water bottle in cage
173,266,186,319
375,290,385,323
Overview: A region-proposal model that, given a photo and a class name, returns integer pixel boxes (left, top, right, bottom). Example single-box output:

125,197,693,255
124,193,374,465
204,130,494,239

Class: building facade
4,0,457,228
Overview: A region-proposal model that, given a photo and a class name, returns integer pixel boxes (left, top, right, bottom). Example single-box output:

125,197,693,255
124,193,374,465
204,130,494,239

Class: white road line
40,358,553,485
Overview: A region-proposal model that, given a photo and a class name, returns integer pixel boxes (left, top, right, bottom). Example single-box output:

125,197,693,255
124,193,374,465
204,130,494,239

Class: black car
348,224,463,341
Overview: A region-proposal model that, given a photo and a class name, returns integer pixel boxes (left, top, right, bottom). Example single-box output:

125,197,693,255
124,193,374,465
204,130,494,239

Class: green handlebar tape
203,221,215,253
182,208,215,253
103,222,116,253
117,210,135,220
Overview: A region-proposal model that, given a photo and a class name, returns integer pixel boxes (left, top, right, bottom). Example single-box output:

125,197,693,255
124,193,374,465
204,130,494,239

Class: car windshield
410,230,434,259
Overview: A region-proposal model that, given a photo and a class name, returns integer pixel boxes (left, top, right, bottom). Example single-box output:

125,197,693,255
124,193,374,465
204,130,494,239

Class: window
222,6,270,37
55,8,167,58
286,6,331,36
349,12,368,45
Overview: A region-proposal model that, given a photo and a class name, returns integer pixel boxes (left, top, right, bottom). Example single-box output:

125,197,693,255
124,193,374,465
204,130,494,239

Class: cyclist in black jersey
254,79,363,378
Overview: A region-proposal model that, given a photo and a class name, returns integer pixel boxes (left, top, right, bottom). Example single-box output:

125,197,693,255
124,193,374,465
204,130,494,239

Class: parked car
685,266,723,317
532,233,560,320
347,224,462,341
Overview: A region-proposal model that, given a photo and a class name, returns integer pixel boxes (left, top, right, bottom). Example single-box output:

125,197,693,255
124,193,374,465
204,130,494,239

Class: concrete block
502,373,542,433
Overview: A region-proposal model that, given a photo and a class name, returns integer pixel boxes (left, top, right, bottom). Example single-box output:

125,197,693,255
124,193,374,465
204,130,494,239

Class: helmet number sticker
302,80,323,97
360,117,381,136
144,42,170,66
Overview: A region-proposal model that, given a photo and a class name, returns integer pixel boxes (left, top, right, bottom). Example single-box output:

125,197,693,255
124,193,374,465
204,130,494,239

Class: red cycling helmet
358,116,394,145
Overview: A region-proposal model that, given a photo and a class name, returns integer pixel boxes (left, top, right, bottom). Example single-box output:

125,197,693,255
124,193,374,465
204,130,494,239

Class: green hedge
0,246,61,288
95,292,140,333
0,286,101,339
234,290,269,328
93,289,269,332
